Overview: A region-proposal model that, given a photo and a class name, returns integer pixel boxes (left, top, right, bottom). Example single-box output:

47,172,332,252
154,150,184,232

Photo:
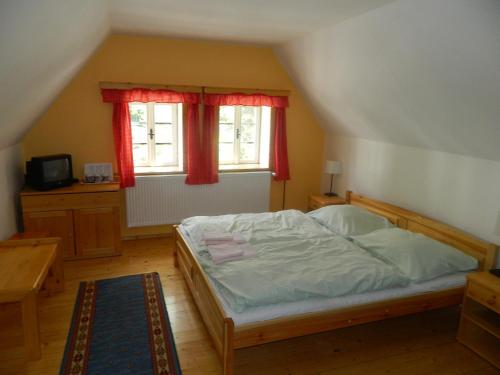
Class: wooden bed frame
173,191,498,374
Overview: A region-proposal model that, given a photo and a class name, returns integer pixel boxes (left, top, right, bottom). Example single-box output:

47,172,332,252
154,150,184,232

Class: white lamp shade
325,160,341,175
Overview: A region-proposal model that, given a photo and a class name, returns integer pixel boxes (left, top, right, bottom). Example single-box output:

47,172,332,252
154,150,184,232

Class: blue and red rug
60,273,181,375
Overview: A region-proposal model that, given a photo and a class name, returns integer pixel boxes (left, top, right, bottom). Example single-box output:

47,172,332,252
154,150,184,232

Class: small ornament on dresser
83,163,113,184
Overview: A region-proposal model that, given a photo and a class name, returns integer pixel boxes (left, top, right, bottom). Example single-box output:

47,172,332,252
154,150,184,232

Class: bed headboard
345,191,498,271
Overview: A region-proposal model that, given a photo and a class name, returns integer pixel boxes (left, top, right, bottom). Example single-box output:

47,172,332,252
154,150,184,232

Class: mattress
178,225,467,326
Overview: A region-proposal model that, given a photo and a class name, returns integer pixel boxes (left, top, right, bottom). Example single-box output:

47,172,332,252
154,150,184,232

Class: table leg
45,243,64,294
21,291,41,360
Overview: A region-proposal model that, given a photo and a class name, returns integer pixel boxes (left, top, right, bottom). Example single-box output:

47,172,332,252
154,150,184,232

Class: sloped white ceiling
277,0,500,161
0,0,396,151
108,0,396,44
0,0,109,150
3,0,499,162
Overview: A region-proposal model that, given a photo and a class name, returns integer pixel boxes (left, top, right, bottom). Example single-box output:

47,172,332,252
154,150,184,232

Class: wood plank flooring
0,237,497,375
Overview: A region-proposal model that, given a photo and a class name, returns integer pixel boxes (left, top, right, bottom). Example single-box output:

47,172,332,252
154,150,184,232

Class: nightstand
457,272,500,368
308,195,346,211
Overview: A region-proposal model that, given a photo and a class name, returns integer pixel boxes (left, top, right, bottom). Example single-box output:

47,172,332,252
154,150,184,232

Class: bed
173,191,498,374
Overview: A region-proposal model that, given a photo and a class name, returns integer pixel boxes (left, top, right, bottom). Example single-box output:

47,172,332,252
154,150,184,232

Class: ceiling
0,0,109,150
2,0,499,165
108,0,396,44
0,0,395,151
277,0,500,161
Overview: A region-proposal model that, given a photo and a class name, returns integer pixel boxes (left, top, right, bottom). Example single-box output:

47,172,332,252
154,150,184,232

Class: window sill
219,164,269,172
134,164,271,177
134,166,183,175
219,168,270,173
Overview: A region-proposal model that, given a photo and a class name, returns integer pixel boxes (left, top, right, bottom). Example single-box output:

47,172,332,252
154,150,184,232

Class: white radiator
126,172,271,227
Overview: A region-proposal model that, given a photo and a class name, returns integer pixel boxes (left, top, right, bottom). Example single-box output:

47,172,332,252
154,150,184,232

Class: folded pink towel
207,242,256,264
208,243,243,264
202,232,233,242
202,232,246,245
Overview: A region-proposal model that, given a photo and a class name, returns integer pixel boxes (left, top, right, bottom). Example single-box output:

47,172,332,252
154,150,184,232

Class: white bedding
181,210,409,313
220,271,466,325
179,225,467,326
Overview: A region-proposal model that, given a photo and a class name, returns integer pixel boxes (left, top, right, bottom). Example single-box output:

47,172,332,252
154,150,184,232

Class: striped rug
60,273,181,375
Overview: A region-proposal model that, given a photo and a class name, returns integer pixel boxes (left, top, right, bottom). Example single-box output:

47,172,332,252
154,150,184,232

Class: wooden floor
0,237,497,375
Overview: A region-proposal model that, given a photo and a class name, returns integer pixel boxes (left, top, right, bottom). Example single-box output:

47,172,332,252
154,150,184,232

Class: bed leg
223,319,235,375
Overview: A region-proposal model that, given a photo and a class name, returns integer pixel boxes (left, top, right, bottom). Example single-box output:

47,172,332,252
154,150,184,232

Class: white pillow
308,204,393,237
351,228,478,283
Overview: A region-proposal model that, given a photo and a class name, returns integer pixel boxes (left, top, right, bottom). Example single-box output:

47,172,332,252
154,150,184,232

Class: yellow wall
23,34,325,236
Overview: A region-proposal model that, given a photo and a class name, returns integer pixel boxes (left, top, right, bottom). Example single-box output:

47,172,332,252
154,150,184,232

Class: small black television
26,154,75,190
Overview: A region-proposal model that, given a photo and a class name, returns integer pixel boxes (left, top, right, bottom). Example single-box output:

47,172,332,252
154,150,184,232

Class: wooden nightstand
308,195,346,211
457,272,500,368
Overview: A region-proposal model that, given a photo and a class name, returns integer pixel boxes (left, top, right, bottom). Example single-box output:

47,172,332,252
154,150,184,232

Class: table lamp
324,160,341,196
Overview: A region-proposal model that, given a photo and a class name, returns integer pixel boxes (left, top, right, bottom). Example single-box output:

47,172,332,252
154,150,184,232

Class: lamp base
324,192,338,197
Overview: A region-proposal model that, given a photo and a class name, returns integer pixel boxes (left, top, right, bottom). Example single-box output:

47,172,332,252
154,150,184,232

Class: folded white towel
202,232,233,242
237,243,257,259
202,232,246,245
208,243,243,264
207,242,257,264
204,234,246,245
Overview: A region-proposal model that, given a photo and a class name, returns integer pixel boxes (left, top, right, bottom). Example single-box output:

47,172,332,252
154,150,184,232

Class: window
218,105,271,170
129,103,183,173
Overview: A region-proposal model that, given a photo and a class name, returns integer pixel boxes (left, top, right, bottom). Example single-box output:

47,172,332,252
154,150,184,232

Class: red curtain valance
204,93,289,108
101,88,200,104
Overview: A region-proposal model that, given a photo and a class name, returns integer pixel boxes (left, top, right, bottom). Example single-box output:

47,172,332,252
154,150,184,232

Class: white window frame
130,102,181,170
219,106,262,166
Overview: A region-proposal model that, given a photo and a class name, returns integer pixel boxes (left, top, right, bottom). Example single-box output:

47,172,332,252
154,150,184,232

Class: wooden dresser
21,183,121,260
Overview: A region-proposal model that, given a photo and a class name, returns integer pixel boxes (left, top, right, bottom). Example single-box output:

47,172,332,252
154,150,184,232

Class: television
26,154,75,190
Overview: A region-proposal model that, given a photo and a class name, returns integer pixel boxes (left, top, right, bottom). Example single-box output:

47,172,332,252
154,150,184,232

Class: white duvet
180,210,409,313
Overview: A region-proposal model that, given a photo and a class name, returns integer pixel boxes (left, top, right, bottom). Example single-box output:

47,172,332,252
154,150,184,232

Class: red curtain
204,92,290,181
202,105,219,184
111,103,135,188
185,104,219,185
273,108,290,181
101,88,200,188
204,92,289,108
102,88,290,187
185,103,202,184
101,88,199,104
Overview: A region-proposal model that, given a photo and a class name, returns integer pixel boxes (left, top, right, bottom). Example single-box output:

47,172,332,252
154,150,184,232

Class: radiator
126,172,271,227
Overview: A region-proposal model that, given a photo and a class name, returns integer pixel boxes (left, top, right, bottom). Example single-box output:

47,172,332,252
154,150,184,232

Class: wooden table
0,238,64,360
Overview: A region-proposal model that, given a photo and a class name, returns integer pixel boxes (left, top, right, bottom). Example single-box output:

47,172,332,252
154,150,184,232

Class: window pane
240,143,256,161
154,104,172,123
240,123,257,142
219,123,234,143
130,104,147,124
132,123,148,144
155,123,173,143
156,144,174,164
219,143,234,163
241,106,257,125
133,144,148,164
219,106,235,123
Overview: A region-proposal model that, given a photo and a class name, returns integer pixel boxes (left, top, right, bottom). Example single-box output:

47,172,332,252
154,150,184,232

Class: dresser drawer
22,192,120,212
467,281,499,314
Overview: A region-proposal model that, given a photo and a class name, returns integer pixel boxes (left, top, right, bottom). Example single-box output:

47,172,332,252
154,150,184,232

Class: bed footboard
174,226,235,375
